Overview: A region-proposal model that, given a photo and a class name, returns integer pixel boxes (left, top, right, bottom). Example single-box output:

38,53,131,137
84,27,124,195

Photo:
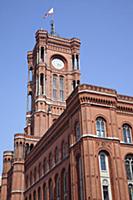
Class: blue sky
0,0,133,173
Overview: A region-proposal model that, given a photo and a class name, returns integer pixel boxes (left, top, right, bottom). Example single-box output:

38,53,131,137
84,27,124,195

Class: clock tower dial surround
52,57,64,69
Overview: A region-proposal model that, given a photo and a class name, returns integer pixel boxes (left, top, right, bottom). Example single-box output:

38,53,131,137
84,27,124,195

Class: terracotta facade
1,29,133,200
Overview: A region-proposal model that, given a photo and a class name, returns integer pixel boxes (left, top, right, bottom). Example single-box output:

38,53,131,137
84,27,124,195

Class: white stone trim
78,89,116,97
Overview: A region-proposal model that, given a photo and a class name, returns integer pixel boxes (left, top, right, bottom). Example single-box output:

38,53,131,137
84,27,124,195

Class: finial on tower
43,8,56,35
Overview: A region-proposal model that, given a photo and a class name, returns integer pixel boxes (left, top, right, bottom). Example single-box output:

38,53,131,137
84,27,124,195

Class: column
37,50,39,64
44,47,45,63
39,48,41,63
36,77,38,96
78,55,80,70
43,75,45,95
45,47,47,65
38,74,40,95
74,54,77,70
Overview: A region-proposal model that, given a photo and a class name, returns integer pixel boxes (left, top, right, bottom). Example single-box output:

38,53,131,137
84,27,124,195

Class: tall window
125,155,133,181
96,117,106,137
62,171,67,200
49,153,53,169
40,73,44,95
128,184,133,200
76,156,84,200
100,153,107,171
30,171,32,186
76,54,79,69
55,175,60,200
33,191,36,200
34,167,37,182
72,55,75,70
25,175,28,189
60,76,64,101
103,183,109,200
62,141,66,159
53,75,57,100
29,69,32,81
49,179,54,200
99,152,112,200
43,158,47,174
38,163,42,178
38,187,42,200
75,122,81,141
27,93,32,112
55,147,59,164
41,47,44,62
43,184,47,200
123,124,132,143
125,155,133,200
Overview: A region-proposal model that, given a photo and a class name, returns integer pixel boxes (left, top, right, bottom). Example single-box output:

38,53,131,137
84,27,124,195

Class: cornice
66,84,133,114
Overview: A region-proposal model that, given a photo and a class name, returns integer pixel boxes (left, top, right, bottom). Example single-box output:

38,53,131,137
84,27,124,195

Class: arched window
62,141,66,159
41,47,44,62
125,155,133,181
30,171,32,186
55,147,59,164
128,184,133,200
34,167,37,182
55,175,60,200
33,191,36,200
40,73,45,95
38,162,42,178
72,80,76,90
43,158,47,174
99,151,112,200
49,179,54,200
43,183,47,200
125,155,133,200
72,55,75,70
76,156,84,200
49,152,53,169
29,194,32,200
53,75,57,100
100,152,107,171
102,180,110,200
25,175,28,189
29,68,32,81
25,143,30,157
38,187,42,200
76,54,79,69
75,122,81,141
60,76,64,101
96,117,106,137
27,93,32,112
123,124,132,143
62,170,67,200
30,143,34,151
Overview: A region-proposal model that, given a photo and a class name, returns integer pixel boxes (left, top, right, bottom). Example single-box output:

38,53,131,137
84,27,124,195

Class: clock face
52,58,64,69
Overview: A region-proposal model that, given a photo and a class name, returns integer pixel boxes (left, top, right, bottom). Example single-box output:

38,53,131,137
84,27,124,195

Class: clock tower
25,29,81,137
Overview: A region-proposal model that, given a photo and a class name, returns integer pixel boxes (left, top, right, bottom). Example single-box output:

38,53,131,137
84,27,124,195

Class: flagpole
43,8,55,35
50,11,55,35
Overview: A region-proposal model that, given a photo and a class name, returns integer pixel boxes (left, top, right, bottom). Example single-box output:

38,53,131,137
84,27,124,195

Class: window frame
96,117,106,137
75,122,81,141
123,124,132,144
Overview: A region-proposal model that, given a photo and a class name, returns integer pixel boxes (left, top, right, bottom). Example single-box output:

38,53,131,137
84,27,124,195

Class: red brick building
1,28,133,200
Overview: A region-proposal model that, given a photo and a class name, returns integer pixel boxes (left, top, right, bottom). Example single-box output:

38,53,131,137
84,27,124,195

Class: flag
43,8,54,18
